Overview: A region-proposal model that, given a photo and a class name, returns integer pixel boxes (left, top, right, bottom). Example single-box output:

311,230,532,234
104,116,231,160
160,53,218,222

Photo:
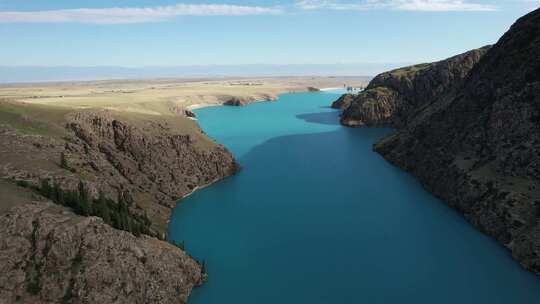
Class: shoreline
169,87,337,223
184,87,329,112
186,103,222,111
319,87,341,91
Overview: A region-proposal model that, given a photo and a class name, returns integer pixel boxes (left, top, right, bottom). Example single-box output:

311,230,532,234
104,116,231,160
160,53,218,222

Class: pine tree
132,222,141,237
95,191,111,223
60,152,69,169
40,179,52,198
77,181,91,216
53,182,64,205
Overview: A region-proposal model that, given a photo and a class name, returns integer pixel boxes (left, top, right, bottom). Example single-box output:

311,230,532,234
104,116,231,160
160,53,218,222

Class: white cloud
296,0,498,11
296,0,383,10
0,4,282,24
393,0,498,11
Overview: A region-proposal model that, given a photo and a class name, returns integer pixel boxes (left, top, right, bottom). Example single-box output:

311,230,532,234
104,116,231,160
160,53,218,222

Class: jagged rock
64,110,239,232
0,103,240,302
0,108,239,235
223,97,250,106
331,93,355,109
0,201,205,304
338,46,490,127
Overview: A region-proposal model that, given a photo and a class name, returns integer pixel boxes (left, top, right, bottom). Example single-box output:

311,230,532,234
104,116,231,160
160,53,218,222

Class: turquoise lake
169,91,540,303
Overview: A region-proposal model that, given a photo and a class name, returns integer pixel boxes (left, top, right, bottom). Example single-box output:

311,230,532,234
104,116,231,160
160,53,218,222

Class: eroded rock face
0,201,205,304
222,94,276,106
223,97,250,106
336,9,540,275
0,106,239,302
338,46,490,127
64,110,239,232
330,93,355,109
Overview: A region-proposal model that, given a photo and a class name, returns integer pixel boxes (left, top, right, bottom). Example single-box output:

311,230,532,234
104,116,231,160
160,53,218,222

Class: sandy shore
186,103,222,111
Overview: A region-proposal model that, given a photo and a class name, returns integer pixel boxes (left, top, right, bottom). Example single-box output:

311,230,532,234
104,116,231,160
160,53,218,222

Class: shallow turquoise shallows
169,91,540,304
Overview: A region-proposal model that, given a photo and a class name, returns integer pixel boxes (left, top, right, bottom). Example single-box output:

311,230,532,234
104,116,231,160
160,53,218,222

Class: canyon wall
334,8,540,274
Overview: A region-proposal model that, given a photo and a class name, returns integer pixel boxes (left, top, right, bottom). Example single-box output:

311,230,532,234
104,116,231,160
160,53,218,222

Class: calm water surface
169,91,540,303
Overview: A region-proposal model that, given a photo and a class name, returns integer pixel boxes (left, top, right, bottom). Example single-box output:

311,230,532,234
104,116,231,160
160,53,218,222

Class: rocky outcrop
0,105,239,302
223,97,251,106
222,94,277,106
63,110,239,232
184,110,196,118
331,93,355,109
1,110,239,234
338,46,490,127
0,201,205,303
336,9,540,275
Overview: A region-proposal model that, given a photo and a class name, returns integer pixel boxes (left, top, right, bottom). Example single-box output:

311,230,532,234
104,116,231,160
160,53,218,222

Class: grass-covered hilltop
0,76,366,303
333,8,540,275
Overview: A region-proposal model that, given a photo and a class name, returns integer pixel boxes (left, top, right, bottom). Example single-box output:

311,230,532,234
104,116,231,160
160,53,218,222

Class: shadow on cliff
295,111,341,126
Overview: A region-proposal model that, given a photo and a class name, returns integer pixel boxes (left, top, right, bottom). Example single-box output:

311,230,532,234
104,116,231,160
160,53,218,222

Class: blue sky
0,0,537,67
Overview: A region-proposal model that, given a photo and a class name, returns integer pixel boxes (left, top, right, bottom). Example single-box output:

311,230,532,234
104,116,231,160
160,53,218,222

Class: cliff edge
0,102,238,302
338,46,490,127
334,8,540,275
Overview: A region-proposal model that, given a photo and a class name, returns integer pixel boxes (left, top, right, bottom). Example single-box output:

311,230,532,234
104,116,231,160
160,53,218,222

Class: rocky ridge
0,104,239,302
223,94,276,106
337,46,490,127
334,8,540,275
64,110,239,232
330,93,355,109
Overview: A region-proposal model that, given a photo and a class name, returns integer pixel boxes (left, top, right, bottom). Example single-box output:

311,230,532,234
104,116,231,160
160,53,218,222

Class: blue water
169,91,540,304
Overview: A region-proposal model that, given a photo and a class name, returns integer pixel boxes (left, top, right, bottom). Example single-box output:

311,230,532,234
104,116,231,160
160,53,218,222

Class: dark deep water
169,91,540,303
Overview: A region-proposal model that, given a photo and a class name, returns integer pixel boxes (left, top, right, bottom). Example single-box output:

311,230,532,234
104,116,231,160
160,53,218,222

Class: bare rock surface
0,201,205,304
339,46,489,127
0,105,239,303
63,110,239,232
0,109,239,233
330,93,355,109
222,94,275,106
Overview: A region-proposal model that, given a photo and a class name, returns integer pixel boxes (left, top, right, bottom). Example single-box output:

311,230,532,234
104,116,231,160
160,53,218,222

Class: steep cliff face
64,110,239,232
0,201,205,303
337,9,540,274
330,93,355,109
0,105,240,302
339,46,490,127
0,109,239,234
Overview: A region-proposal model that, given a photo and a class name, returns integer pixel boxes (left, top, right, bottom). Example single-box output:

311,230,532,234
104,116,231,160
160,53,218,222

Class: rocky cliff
330,93,355,109
64,110,239,233
335,8,540,275
0,200,205,304
338,46,490,127
1,109,239,234
223,94,276,106
0,104,239,302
